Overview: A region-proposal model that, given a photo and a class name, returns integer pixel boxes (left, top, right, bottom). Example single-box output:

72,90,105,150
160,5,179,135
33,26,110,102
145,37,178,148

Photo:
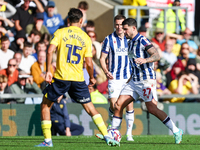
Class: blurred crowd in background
0,0,199,104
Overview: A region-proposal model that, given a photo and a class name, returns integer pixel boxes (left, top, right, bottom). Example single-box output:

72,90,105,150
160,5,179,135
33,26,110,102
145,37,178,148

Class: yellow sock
41,120,52,140
92,114,108,136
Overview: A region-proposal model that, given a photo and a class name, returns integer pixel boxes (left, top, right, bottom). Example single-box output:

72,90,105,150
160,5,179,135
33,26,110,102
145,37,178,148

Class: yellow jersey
50,26,92,81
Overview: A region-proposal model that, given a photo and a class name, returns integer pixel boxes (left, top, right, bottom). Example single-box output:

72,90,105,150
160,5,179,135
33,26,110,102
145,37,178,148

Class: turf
0,135,200,150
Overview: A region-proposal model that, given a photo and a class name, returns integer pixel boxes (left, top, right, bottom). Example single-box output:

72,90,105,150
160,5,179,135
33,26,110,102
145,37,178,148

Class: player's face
123,24,134,39
114,19,124,35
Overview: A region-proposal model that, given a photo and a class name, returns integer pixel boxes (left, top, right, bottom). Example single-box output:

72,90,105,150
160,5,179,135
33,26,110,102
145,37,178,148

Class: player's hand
135,58,147,65
105,72,114,80
89,77,96,87
45,71,53,84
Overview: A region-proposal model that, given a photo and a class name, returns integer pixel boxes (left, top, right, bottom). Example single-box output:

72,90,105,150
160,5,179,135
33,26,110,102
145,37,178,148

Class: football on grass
108,129,122,142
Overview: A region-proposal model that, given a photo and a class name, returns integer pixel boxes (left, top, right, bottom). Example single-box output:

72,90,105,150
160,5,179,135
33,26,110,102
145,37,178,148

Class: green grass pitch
0,135,200,150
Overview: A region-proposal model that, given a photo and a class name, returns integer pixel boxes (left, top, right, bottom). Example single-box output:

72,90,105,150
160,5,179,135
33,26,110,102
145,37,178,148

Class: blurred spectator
123,0,149,27
195,46,200,71
13,52,22,71
10,70,42,104
7,0,23,7
156,71,171,97
156,0,185,34
87,31,101,59
151,28,166,51
0,36,14,70
154,57,170,87
18,41,36,74
40,32,50,46
0,1,16,18
9,29,26,53
31,50,54,90
91,44,106,84
166,33,182,56
185,58,200,84
92,44,100,67
138,25,147,37
178,42,194,67
0,58,18,86
162,40,177,68
166,59,185,88
85,20,95,32
0,74,15,104
13,0,44,33
27,29,42,49
64,1,89,29
26,12,49,35
32,41,47,60
177,28,198,53
167,71,198,103
77,1,88,29
88,83,108,104
43,0,64,35
51,98,84,136
0,0,15,40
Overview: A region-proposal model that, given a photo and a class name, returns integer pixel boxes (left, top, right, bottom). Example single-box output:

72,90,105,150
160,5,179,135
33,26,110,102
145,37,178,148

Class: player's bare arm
145,46,160,63
100,52,114,79
45,44,56,83
135,46,160,65
85,57,96,86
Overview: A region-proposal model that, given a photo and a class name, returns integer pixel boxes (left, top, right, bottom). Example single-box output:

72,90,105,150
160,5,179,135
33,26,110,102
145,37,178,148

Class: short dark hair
78,1,88,10
114,14,126,22
29,29,42,37
24,41,32,48
86,20,95,27
1,36,9,42
122,18,137,28
68,8,83,23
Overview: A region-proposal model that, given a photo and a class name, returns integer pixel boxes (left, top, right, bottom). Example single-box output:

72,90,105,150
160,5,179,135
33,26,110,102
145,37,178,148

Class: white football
108,129,122,142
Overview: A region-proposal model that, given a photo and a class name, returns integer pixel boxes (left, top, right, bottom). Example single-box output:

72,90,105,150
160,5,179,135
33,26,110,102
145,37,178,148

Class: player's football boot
95,133,104,140
104,136,120,147
126,135,134,141
107,123,112,130
174,129,183,144
34,140,53,147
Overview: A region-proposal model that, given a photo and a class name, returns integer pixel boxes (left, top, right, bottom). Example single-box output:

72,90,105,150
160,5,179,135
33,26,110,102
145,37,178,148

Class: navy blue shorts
43,78,91,104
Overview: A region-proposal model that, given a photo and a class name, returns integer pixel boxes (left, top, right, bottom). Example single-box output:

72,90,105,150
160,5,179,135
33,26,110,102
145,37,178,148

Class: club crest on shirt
109,89,114,94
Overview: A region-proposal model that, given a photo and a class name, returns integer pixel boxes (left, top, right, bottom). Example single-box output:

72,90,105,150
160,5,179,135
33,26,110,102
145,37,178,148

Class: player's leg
82,102,120,146
108,97,117,129
35,96,54,147
125,102,134,141
69,81,119,146
112,95,134,129
140,79,183,144
145,99,183,144
35,79,71,147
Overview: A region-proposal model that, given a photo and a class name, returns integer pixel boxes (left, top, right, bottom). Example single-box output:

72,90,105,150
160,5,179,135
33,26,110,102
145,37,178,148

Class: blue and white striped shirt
128,33,156,81
101,32,132,80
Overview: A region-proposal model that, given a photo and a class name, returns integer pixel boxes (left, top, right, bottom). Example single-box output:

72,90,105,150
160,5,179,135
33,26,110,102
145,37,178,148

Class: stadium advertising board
0,103,199,136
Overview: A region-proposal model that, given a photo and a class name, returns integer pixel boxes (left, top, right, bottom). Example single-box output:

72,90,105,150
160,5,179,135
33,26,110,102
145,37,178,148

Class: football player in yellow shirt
35,8,119,147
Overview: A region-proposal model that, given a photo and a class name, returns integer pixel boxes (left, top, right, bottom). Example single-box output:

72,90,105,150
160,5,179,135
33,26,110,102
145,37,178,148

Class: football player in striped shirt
111,18,183,144
35,8,119,147
97,15,134,141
